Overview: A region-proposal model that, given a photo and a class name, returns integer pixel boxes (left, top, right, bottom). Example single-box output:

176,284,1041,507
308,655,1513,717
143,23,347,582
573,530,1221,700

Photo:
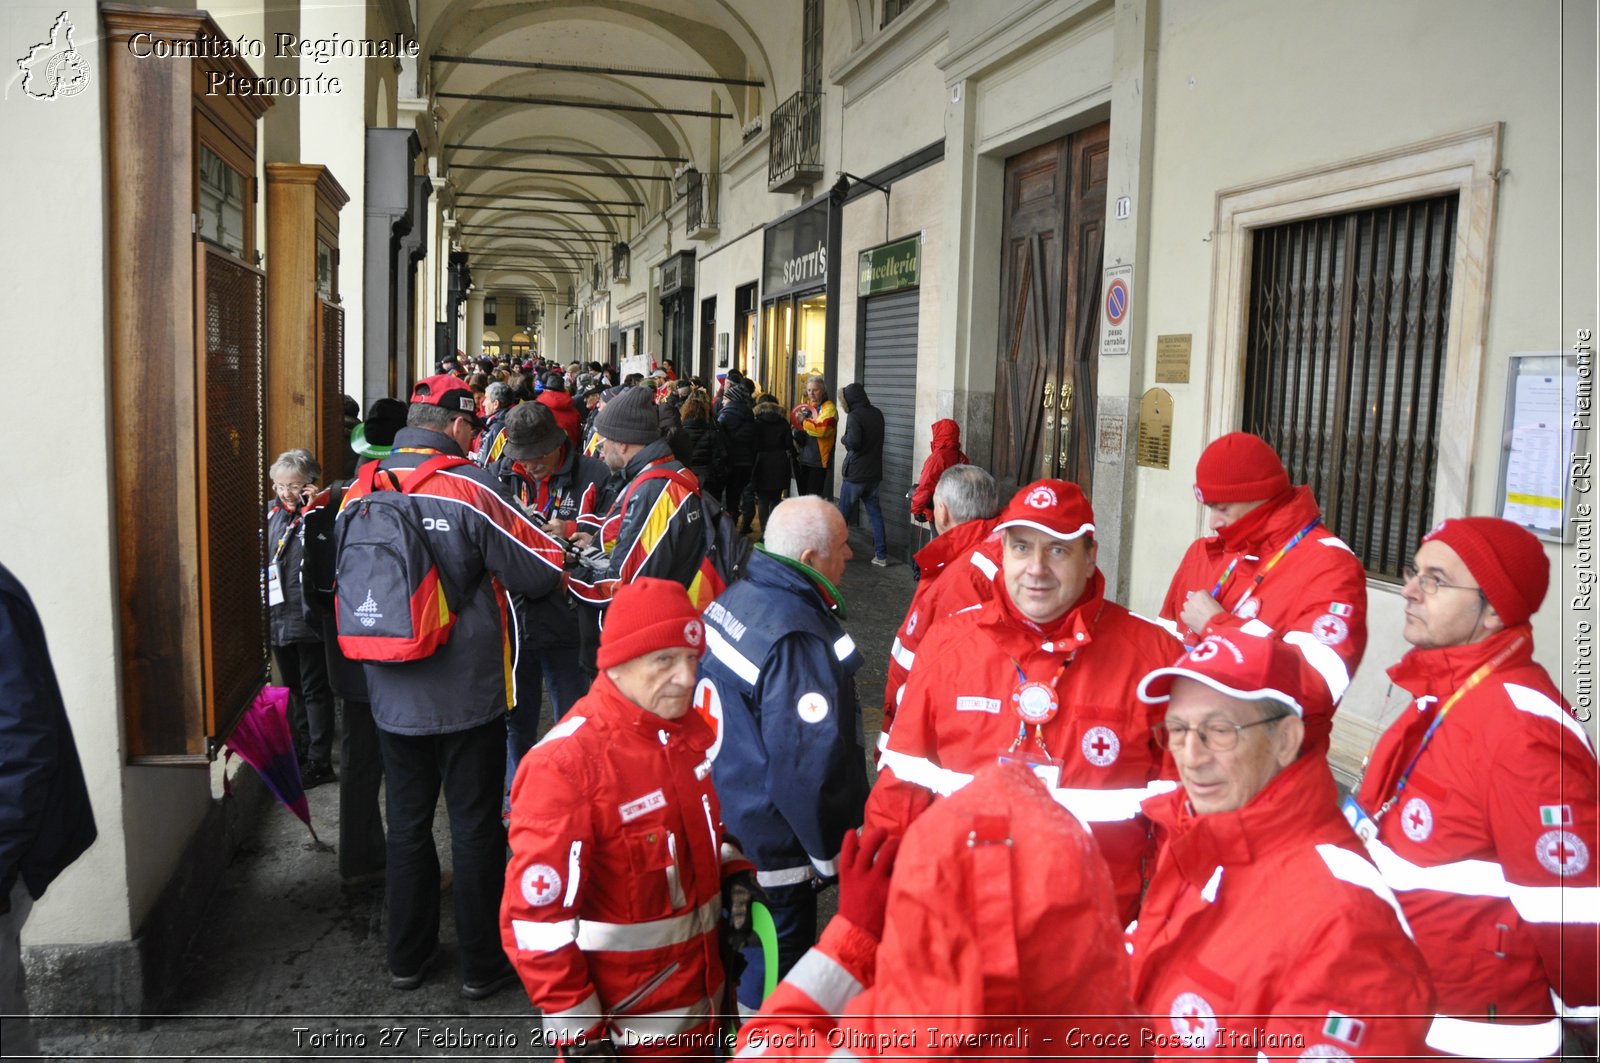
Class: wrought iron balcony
685,168,718,238
767,90,823,193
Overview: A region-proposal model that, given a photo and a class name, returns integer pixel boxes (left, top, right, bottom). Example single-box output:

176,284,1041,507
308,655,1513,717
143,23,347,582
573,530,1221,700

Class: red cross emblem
1537,829,1590,876
1168,992,1216,1047
520,862,562,906
693,677,724,761
1312,613,1349,646
1081,725,1120,767
1400,797,1433,842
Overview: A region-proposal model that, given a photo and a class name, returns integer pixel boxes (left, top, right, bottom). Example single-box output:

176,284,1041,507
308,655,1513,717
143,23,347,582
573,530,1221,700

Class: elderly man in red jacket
1160,433,1369,757
501,579,757,1058
1351,517,1597,1060
1131,631,1435,1060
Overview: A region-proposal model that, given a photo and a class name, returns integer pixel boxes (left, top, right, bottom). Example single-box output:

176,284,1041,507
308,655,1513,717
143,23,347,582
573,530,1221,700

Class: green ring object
750,900,779,1001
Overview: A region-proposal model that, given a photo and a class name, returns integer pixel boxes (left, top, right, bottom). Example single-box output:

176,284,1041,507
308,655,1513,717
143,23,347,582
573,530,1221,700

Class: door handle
1059,381,1074,466
1043,381,1055,409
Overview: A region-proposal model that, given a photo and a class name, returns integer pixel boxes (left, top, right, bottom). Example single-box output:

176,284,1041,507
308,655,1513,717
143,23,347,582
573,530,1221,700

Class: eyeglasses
273,482,311,494
1153,713,1290,752
1401,565,1484,598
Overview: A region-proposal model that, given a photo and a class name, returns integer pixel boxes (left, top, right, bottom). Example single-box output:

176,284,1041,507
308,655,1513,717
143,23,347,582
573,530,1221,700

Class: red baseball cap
993,479,1096,541
417,385,483,428
1137,631,1327,721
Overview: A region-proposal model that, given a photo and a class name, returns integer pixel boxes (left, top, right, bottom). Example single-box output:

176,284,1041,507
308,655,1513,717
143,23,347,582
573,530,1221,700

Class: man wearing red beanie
1160,432,1369,758
1351,517,1597,1059
500,579,756,1057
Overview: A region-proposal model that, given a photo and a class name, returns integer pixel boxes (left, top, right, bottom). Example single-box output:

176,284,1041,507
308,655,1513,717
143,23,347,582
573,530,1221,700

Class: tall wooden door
991,122,1109,502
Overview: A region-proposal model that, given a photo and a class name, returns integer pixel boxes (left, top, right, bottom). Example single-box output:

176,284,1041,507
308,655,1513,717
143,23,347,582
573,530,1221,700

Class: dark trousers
837,479,887,560
753,491,783,535
795,464,828,499
506,640,593,786
722,465,753,528
338,698,386,881
273,641,335,769
377,719,511,984
738,881,817,1010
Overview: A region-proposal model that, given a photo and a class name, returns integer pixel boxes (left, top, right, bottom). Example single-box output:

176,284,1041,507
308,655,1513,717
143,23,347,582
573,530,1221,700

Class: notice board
1497,352,1579,543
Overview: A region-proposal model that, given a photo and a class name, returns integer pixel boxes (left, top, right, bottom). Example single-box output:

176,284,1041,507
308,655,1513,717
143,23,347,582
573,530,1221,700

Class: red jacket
882,518,1001,732
538,389,584,447
500,673,751,1054
1353,627,1598,1059
1132,755,1435,1060
867,571,1182,921
738,765,1141,1059
908,419,968,521
1160,486,1368,755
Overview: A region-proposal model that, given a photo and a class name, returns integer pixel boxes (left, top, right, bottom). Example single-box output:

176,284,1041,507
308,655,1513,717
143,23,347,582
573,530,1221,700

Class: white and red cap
992,479,1095,541
1137,631,1327,721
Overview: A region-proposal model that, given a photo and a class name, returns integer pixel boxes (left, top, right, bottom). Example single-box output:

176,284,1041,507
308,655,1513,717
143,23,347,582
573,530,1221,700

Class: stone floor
33,531,914,1061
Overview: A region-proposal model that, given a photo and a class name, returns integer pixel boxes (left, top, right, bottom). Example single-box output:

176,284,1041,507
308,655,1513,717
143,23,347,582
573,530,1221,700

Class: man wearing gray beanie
568,385,713,676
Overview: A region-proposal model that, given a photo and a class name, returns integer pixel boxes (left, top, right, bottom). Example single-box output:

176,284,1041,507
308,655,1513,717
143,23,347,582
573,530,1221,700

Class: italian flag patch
1323,1012,1366,1046
1328,602,1352,616
1540,805,1573,826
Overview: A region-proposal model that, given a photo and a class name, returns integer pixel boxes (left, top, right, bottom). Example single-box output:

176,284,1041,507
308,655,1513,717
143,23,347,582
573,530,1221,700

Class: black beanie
593,386,661,445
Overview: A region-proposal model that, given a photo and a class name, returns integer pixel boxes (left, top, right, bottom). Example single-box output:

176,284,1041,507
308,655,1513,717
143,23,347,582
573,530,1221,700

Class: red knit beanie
1193,432,1291,504
1422,517,1549,628
596,578,706,670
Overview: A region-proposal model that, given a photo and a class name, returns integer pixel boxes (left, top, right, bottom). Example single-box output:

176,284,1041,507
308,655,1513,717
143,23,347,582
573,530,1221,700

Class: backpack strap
617,464,715,563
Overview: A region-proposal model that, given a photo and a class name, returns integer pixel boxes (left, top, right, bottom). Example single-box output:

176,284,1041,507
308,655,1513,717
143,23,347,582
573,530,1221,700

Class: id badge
1341,794,1377,844
266,562,285,607
998,750,1063,791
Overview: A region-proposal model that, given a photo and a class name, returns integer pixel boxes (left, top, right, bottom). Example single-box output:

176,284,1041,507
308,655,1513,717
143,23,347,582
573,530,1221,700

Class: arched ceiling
417,0,778,303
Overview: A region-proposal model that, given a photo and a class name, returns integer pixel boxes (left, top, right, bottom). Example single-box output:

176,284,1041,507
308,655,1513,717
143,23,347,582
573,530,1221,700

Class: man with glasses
1350,517,1597,1059
1159,433,1369,757
1130,630,1435,1059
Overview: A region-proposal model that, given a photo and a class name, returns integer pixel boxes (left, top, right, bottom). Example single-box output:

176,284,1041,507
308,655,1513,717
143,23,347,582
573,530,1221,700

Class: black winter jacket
679,415,728,487
717,395,758,468
267,499,320,645
0,563,96,909
838,383,885,485
751,401,799,494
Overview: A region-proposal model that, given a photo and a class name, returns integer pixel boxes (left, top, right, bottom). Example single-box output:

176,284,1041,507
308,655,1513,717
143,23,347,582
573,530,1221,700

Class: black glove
561,1035,620,1061
722,870,766,952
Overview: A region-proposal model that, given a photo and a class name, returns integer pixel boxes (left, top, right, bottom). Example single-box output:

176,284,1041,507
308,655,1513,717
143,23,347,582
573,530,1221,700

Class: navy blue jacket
716,396,758,468
0,563,96,910
697,550,869,888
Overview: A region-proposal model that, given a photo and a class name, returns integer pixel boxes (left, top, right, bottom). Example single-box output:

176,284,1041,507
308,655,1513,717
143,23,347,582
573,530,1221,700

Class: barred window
802,0,822,92
882,0,916,29
1243,193,1458,582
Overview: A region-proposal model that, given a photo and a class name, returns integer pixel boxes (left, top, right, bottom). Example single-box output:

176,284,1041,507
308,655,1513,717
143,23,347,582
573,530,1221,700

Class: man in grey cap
569,386,713,674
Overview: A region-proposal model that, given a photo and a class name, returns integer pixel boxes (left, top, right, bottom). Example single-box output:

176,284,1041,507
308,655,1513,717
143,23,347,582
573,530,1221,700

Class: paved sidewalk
35,540,914,1061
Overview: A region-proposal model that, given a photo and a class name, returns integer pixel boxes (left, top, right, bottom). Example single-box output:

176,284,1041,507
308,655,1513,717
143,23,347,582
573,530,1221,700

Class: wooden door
991,122,1109,501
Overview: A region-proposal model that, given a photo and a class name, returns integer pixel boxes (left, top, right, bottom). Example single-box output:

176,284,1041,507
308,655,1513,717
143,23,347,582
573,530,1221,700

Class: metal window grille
767,89,823,189
320,300,345,481
200,244,269,744
1243,193,1458,582
882,0,916,28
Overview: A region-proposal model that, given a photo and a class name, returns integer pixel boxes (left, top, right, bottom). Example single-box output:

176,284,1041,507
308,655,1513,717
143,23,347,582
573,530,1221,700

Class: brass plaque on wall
1155,333,1191,384
1137,388,1173,469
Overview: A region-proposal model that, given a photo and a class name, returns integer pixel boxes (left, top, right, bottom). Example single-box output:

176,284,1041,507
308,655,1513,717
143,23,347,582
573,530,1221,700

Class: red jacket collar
1208,485,1322,556
912,517,999,577
979,567,1108,655
590,672,714,752
1144,753,1339,886
1385,624,1536,701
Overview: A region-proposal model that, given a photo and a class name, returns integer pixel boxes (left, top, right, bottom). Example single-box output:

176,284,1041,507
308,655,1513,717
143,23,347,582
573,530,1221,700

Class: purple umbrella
224,685,322,845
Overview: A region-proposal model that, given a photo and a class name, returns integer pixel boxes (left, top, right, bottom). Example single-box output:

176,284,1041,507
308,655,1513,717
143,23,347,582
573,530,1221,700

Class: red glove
836,827,901,941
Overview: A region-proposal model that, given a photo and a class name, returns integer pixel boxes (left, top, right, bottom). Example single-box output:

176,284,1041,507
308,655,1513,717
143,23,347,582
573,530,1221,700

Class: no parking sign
1101,264,1133,356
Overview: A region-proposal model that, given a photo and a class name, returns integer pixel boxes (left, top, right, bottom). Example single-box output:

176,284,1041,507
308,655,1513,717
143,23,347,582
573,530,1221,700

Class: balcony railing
767,90,823,193
685,168,718,237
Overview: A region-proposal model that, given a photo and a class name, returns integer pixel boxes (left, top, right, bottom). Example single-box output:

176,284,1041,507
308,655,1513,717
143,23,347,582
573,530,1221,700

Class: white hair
269,448,320,483
763,496,841,563
934,465,999,524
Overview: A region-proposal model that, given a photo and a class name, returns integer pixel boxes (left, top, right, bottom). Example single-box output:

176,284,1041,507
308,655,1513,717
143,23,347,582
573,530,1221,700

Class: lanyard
273,509,304,565
1374,636,1525,821
1005,655,1073,756
1211,516,1322,604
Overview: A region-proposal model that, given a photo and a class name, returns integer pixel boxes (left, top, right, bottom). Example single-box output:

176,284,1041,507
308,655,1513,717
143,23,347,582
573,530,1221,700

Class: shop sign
858,235,920,297
658,251,694,296
763,198,831,298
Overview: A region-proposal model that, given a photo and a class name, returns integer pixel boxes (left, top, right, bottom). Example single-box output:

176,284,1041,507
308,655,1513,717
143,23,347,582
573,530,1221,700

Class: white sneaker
871,557,889,567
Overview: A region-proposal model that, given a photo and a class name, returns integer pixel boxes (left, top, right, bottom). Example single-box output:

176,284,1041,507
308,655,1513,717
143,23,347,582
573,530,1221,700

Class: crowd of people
254,352,1596,1060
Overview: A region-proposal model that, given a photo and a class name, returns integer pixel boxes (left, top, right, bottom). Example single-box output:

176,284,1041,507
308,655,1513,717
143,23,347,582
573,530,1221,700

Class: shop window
1243,194,1458,582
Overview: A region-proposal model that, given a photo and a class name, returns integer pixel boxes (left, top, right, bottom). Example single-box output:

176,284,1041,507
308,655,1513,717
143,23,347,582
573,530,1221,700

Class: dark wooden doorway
990,122,1109,502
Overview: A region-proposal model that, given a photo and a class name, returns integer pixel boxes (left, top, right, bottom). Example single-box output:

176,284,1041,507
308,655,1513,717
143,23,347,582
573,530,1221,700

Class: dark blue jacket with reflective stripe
697,550,869,887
